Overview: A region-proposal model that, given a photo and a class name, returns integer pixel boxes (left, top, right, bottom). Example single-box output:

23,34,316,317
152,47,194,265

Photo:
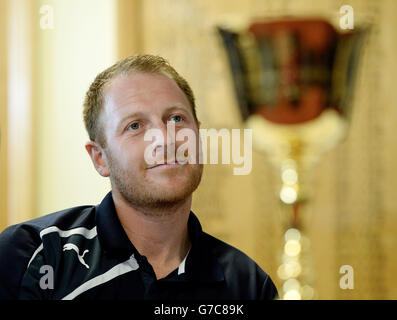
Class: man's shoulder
0,203,97,266
1,204,96,238
199,231,278,299
200,231,267,278
0,204,97,299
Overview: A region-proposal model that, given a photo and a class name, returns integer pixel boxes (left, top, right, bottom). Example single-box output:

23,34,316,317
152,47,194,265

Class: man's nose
151,121,176,155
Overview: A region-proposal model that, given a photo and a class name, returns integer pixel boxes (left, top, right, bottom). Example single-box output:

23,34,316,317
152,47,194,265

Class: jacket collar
95,191,224,283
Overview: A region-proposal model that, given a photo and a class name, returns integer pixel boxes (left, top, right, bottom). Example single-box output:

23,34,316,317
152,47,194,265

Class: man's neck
111,190,192,279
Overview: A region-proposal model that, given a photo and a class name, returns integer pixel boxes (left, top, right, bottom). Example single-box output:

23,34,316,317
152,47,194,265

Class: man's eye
170,115,183,123
128,122,141,130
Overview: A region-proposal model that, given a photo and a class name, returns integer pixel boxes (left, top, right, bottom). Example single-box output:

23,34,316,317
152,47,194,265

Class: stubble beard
105,149,203,216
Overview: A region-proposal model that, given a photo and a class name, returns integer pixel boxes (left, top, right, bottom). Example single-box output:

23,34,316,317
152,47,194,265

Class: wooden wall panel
117,0,144,59
123,0,396,299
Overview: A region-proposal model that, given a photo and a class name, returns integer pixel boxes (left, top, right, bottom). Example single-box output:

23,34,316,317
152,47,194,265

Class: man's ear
85,141,110,177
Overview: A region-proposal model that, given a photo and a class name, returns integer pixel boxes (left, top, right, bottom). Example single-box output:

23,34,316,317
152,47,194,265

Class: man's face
99,72,203,211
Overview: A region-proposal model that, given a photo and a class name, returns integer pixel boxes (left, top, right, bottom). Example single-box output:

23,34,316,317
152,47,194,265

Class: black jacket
0,191,278,300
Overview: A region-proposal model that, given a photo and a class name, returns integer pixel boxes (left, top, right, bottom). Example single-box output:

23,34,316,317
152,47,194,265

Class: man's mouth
146,161,186,169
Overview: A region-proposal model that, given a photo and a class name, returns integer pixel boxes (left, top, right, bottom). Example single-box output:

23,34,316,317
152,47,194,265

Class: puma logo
63,243,90,269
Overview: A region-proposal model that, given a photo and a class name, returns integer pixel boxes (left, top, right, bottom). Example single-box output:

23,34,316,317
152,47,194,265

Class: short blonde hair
83,54,198,147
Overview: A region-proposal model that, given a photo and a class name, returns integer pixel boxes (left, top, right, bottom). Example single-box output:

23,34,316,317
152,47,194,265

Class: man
0,54,278,300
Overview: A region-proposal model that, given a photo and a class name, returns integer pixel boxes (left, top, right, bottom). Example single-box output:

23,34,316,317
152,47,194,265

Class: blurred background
0,0,396,299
